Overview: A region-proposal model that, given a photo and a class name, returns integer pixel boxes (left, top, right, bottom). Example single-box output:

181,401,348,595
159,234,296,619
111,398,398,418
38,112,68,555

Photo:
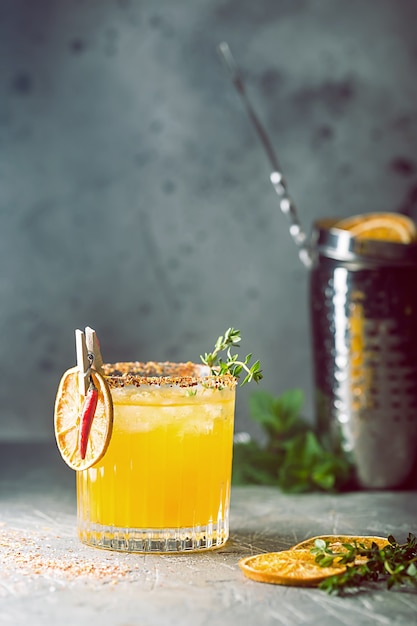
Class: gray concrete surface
2,0,417,440
1,443,417,626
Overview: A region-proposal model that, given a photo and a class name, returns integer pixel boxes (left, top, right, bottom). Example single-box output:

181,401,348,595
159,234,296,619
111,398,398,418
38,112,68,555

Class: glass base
78,520,229,553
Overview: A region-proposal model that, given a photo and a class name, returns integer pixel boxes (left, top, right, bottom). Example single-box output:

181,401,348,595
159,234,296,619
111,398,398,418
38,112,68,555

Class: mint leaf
233,388,352,493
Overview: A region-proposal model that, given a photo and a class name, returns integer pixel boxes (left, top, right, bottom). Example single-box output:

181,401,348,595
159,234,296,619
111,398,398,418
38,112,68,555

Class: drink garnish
335,212,417,243
54,327,113,470
79,375,99,460
200,327,263,385
54,366,113,470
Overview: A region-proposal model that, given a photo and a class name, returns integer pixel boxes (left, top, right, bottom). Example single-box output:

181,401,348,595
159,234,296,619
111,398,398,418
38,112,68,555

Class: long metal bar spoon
217,42,312,268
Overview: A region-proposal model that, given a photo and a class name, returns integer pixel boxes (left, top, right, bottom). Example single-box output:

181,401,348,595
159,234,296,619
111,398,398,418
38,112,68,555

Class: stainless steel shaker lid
312,218,417,266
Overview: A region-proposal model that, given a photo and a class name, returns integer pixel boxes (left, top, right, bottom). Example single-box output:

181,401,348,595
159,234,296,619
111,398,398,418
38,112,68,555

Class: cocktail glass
76,361,237,552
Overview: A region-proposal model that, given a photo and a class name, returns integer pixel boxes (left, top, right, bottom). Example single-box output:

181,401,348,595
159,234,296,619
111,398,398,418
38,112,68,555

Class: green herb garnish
312,533,417,594
232,388,351,492
201,327,263,385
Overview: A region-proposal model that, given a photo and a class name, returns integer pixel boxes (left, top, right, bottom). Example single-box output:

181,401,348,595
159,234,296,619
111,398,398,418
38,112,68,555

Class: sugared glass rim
101,361,237,390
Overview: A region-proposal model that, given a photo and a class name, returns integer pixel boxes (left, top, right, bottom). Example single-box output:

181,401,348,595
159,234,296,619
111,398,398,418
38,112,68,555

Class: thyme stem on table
312,533,417,594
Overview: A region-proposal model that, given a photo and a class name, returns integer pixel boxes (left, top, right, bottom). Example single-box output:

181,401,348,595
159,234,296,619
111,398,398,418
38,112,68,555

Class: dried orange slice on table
291,534,388,553
54,366,113,470
335,212,417,243
239,549,346,587
239,535,389,587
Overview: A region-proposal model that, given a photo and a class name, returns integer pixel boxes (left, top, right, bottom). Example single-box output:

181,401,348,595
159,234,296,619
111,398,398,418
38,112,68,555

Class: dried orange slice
54,366,113,471
335,212,417,243
292,535,388,565
238,549,346,587
239,535,390,586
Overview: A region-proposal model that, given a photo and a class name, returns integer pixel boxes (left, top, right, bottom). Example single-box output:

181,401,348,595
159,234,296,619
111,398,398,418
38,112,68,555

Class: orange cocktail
76,361,236,552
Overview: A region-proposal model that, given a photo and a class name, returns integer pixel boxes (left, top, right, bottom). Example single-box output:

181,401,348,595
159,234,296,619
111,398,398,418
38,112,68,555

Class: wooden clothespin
85,326,104,374
75,327,105,396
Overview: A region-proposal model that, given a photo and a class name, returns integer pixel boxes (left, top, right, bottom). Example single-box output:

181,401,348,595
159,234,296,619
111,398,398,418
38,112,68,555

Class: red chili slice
79,377,99,460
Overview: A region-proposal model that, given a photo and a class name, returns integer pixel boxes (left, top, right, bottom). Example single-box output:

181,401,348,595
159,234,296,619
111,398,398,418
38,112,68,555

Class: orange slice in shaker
238,549,346,587
335,212,417,243
54,366,113,470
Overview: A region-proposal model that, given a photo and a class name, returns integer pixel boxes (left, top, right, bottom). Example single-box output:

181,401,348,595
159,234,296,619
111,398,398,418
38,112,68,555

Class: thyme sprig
312,533,417,594
201,327,263,385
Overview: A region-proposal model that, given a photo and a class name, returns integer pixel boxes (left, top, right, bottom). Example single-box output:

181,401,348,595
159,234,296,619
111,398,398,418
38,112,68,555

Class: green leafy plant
232,389,351,492
201,327,263,385
312,533,417,594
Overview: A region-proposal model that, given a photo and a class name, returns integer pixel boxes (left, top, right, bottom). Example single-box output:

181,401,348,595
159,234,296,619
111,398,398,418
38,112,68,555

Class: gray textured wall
2,0,417,441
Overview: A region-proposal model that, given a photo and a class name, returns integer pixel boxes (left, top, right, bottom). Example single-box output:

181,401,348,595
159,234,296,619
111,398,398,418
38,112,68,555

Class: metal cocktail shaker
218,43,417,489
310,219,417,489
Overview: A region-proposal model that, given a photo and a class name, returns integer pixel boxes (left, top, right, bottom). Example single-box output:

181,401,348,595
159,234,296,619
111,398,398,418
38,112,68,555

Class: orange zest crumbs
0,528,134,584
